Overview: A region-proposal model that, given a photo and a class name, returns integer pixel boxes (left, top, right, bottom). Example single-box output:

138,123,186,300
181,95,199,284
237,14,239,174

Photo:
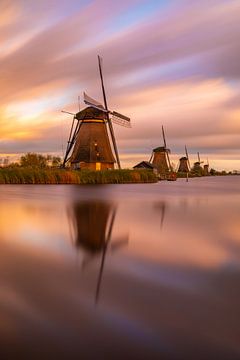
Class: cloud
0,0,239,169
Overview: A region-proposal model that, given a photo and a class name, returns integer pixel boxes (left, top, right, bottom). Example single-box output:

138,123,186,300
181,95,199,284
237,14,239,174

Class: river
0,176,239,359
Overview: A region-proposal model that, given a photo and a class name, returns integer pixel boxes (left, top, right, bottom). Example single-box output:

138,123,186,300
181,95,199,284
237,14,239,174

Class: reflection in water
0,178,240,359
69,201,128,303
154,201,167,229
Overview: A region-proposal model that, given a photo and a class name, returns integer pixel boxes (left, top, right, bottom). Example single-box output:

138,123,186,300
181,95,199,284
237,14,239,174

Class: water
0,177,239,359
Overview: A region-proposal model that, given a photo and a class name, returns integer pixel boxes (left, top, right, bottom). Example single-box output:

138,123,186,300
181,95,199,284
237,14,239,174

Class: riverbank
0,168,157,184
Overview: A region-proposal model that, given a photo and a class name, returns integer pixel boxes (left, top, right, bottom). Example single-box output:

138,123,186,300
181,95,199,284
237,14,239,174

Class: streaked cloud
0,0,239,170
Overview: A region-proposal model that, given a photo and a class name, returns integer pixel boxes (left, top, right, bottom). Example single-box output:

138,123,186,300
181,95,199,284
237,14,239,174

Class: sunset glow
1,0,240,170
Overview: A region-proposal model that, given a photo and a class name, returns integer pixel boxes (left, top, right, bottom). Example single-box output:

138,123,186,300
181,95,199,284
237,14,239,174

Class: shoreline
0,168,158,185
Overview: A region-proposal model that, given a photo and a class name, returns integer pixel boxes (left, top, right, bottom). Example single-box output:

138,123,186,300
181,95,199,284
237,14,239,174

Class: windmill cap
180,156,188,160
153,146,169,152
75,106,107,121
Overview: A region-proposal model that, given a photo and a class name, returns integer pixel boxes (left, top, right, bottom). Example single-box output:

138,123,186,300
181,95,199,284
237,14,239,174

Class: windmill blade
149,151,153,163
185,145,191,169
111,111,131,128
62,113,76,167
162,125,172,171
166,151,172,172
62,113,82,167
112,111,130,122
83,92,108,112
197,152,201,163
162,125,167,148
61,110,75,116
95,208,116,304
97,55,121,169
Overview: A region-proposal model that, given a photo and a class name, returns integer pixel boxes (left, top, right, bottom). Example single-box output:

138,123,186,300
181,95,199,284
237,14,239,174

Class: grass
0,168,157,184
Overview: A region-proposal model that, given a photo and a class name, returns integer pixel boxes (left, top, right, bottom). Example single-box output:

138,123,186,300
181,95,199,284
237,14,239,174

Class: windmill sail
84,93,131,127
83,92,108,112
111,111,131,128
162,125,172,171
62,56,131,170
185,145,191,169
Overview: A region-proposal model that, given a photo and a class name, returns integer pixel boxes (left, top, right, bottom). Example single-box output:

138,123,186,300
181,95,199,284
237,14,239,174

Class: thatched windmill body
68,106,115,170
150,126,172,175
192,152,204,174
203,158,209,176
62,56,131,170
178,145,191,173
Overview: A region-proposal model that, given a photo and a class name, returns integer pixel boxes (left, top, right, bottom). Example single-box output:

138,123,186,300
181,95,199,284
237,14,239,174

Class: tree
20,153,48,168
209,168,217,176
191,162,204,176
52,156,62,167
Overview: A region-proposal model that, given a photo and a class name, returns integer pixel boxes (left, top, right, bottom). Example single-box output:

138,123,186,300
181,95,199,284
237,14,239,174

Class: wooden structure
192,152,204,174
69,107,115,170
178,156,189,173
204,164,209,176
178,146,191,173
151,146,170,174
62,56,131,170
133,126,176,180
133,161,156,171
150,126,172,175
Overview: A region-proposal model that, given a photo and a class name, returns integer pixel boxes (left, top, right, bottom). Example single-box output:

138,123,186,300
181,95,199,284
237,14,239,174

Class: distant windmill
195,152,204,166
192,151,204,174
150,125,172,175
62,56,131,170
203,158,210,176
178,145,190,173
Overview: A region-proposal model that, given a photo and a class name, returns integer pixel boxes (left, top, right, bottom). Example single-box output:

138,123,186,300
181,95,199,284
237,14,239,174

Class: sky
0,0,240,171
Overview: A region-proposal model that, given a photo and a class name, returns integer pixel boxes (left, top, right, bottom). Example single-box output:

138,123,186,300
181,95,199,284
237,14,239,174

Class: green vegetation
0,168,157,185
177,172,195,178
20,152,61,168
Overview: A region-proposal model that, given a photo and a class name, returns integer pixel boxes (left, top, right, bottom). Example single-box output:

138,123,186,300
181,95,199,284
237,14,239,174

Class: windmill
195,152,204,166
62,56,131,170
192,151,204,175
178,145,190,173
203,157,209,176
150,125,172,175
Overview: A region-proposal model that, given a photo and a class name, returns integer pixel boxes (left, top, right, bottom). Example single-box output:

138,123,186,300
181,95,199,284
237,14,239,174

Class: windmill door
96,162,101,171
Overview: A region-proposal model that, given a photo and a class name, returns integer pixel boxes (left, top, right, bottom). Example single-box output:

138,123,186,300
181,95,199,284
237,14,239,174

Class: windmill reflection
69,201,128,304
154,201,167,229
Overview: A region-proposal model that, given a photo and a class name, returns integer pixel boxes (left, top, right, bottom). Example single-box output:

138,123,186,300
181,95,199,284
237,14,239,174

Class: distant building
178,156,189,173
133,161,157,174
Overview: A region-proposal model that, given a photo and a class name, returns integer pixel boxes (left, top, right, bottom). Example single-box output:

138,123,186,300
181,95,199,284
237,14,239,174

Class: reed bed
0,168,157,184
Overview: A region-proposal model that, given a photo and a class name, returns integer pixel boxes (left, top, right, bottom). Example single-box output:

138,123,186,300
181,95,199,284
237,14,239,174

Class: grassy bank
0,168,157,184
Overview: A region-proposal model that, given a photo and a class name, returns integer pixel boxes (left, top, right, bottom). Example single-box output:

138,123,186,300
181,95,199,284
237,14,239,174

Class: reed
0,168,157,184
177,172,195,178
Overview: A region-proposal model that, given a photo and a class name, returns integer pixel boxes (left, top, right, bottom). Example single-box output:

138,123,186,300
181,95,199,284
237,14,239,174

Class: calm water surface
0,177,239,359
